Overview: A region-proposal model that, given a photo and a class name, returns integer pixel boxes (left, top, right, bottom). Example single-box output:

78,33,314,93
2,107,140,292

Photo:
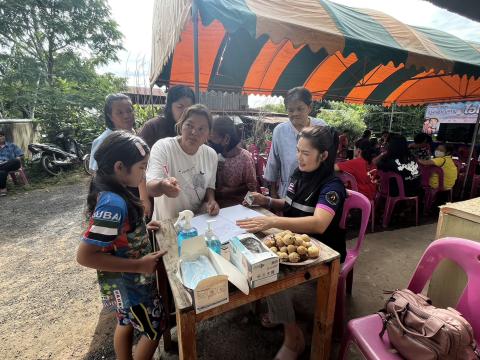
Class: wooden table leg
176,310,196,360
311,258,340,360
157,259,173,351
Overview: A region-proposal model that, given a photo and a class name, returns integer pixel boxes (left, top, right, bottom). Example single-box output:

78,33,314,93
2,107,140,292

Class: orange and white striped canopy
150,0,480,106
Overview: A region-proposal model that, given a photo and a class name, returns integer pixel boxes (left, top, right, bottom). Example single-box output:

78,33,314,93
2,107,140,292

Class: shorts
116,295,166,341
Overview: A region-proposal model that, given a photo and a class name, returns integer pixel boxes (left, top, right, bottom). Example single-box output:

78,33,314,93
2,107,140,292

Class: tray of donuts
263,230,321,266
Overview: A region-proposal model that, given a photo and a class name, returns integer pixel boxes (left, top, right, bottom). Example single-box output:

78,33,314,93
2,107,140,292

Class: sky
103,0,480,106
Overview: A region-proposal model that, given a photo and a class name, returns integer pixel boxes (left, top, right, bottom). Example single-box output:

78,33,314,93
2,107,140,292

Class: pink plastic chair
339,237,480,359
338,172,376,232
376,171,418,228
9,167,29,186
338,171,358,192
335,190,372,335
470,173,480,199
419,165,452,215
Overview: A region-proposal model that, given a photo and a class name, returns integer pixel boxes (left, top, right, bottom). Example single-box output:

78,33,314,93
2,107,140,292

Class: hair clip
134,142,146,156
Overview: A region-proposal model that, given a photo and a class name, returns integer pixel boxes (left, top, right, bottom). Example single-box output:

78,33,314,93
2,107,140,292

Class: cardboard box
230,233,279,288
177,236,249,314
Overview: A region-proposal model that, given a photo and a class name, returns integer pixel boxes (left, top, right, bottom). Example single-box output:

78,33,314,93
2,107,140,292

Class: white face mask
435,150,445,158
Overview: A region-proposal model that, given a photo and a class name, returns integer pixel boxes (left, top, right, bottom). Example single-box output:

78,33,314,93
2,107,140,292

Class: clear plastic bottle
205,219,221,255
174,210,198,256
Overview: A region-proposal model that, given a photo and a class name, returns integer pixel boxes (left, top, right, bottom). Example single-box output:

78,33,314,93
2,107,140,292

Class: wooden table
156,209,340,360
428,198,480,308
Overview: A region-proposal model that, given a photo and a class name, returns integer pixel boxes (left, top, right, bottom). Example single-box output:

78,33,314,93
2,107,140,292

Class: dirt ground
0,178,437,359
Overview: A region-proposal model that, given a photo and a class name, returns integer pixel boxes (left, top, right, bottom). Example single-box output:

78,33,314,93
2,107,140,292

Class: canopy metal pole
389,103,395,132
192,0,200,102
461,111,480,199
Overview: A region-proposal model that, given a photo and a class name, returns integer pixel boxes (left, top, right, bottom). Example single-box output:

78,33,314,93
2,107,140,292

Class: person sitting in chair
0,129,24,196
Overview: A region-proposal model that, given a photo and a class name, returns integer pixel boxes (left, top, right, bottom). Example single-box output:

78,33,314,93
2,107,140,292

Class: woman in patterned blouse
209,116,257,207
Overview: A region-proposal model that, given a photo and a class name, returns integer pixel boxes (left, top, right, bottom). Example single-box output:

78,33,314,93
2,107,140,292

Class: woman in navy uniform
237,125,346,360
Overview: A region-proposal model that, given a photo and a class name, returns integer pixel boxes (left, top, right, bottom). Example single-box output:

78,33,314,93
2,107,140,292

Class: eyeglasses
182,122,208,134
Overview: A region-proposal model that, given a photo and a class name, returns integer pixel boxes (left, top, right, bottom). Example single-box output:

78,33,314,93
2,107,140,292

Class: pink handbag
378,289,480,360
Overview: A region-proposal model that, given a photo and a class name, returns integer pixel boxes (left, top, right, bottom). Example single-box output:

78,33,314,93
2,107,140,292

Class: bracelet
267,196,273,209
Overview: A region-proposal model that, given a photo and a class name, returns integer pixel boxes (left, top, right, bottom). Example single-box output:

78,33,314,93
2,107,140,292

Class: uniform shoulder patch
325,191,339,206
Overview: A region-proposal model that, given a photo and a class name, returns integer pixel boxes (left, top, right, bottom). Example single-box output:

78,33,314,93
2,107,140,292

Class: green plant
317,102,367,140
133,104,164,128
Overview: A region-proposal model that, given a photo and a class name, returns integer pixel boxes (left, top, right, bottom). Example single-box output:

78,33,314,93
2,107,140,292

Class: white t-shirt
146,137,218,220
89,128,113,171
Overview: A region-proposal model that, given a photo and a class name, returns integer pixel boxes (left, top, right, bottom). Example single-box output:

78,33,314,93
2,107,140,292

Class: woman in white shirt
146,104,219,220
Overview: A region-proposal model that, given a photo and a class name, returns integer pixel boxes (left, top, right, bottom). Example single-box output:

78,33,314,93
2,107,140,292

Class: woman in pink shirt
335,138,377,200
208,116,257,207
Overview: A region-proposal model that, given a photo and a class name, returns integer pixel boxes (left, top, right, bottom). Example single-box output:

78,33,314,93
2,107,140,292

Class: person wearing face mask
208,116,257,207
264,87,326,199
237,126,346,360
418,143,457,190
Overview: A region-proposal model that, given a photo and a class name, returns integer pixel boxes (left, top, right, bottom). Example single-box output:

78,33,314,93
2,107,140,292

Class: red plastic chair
335,190,371,336
9,167,29,186
419,165,452,215
339,237,480,359
338,172,376,232
376,171,418,228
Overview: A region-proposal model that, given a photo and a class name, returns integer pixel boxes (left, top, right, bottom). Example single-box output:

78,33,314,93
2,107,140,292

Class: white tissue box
177,236,249,314
229,233,279,288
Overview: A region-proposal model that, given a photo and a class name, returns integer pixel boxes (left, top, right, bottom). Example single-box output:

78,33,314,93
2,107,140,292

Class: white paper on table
190,205,264,244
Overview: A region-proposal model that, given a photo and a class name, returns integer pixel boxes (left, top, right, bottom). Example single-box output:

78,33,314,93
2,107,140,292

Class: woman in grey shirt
264,87,325,198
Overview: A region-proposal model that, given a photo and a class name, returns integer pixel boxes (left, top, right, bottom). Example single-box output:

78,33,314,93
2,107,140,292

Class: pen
163,164,169,178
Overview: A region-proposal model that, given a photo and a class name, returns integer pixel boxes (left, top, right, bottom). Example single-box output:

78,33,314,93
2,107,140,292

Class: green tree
0,0,122,84
0,0,124,141
317,102,367,140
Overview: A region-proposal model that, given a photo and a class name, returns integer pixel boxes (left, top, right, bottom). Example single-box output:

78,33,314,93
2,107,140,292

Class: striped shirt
82,191,155,309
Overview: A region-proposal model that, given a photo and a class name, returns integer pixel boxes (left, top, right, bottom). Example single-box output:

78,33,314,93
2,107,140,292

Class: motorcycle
28,132,91,176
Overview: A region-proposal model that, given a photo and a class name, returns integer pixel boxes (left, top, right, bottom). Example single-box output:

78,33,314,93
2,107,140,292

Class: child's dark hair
414,132,428,144
104,93,133,130
362,129,372,138
298,125,339,176
440,143,454,155
284,87,313,107
212,116,241,152
385,134,411,162
0,129,5,136
87,131,150,227
355,138,376,164
165,85,196,123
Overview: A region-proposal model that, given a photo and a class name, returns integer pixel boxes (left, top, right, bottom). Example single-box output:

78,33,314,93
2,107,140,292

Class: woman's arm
147,178,180,198
263,130,281,198
76,242,166,274
418,159,435,166
236,207,334,234
204,188,220,215
245,192,285,211
138,178,152,218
